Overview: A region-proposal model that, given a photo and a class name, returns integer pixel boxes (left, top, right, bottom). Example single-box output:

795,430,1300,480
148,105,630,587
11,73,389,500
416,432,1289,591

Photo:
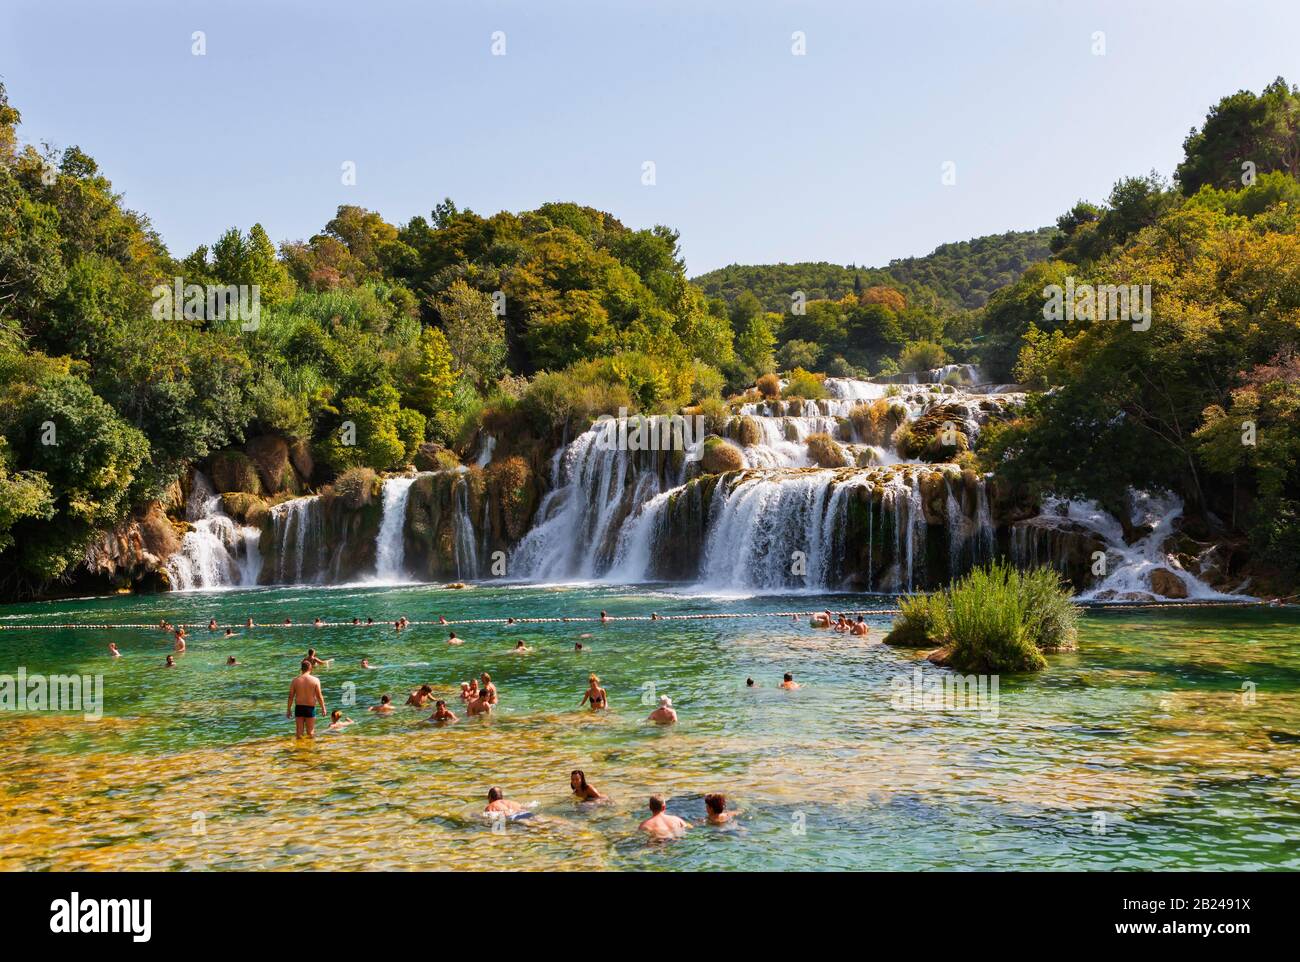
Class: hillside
692,226,1057,313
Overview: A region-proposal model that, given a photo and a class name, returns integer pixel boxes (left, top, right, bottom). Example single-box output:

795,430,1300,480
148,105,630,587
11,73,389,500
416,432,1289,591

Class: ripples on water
0,585,1297,870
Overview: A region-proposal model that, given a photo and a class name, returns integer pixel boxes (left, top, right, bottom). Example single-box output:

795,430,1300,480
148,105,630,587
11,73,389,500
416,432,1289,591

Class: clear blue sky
3,0,1297,274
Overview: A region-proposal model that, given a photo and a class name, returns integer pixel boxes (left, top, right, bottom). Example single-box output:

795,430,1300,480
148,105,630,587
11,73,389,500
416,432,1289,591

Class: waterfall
451,470,479,579
374,476,417,582
268,496,326,584
166,472,262,590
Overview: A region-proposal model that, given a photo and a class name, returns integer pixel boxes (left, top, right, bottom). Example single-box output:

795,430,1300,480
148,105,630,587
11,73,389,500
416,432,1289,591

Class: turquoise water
1,583,1297,870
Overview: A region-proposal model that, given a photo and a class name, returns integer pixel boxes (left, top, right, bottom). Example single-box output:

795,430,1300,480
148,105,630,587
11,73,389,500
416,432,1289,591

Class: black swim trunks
295,704,316,718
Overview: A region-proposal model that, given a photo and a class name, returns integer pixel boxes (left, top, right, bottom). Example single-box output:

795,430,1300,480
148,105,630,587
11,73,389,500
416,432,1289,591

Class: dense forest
692,226,1057,313
0,76,1297,597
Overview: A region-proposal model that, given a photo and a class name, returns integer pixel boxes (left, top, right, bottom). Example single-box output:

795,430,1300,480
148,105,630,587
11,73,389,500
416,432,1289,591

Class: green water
1,584,1297,870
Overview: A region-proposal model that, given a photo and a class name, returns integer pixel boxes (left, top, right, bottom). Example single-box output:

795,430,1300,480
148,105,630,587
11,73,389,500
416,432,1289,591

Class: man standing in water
639,795,690,839
287,660,326,737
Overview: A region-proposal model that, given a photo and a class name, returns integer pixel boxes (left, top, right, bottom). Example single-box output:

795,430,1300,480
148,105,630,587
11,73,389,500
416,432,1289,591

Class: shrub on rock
701,435,744,474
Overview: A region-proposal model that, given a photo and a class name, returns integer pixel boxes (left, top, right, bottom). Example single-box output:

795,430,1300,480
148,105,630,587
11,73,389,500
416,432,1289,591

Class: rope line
0,598,1277,631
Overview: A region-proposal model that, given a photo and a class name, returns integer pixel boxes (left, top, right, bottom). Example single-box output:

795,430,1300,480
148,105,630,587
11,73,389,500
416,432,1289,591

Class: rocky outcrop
1149,567,1189,599
1009,515,1107,590
80,502,179,591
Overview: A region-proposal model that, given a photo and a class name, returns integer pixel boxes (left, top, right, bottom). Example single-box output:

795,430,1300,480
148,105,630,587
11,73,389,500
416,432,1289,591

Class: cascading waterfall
451,470,479,579
268,496,326,584
374,475,417,582
165,472,262,590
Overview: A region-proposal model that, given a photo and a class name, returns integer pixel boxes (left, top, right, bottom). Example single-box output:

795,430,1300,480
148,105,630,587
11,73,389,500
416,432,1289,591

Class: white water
268,496,325,584
373,475,418,582
165,472,262,591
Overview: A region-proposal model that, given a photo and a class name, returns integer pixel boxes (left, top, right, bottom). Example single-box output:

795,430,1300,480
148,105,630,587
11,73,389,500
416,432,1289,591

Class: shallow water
0,584,1297,870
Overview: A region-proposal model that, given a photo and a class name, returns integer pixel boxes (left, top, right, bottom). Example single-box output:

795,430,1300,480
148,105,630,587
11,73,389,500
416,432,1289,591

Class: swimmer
851,616,868,636
458,681,472,702
351,618,360,626
327,709,353,731
484,786,527,816
174,632,187,653
465,678,480,701
650,612,659,621
745,677,756,688
512,640,532,653
394,620,403,634
811,610,832,628
428,699,458,724
226,656,239,666
369,694,394,714
305,648,331,669
366,617,374,626
779,673,801,690
245,617,254,628
447,631,463,646
438,615,447,625
647,695,677,725
360,657,375,669
283,618,292,626
207,618,218,632
506,617,516,626
574,642,584,652
164,655,176,668
579,673,608,711
704,793,739,825
314,618,323,628
599,611,609,624
570,770,605,801
108,643,122,658
480,673,498,704
224,628,236,638
287,660,326,737
467,688,493,716
406,684,435,708
639,795,690,839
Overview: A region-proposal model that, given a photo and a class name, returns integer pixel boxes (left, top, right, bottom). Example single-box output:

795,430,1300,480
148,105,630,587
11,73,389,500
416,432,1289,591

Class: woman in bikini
580,673,608,711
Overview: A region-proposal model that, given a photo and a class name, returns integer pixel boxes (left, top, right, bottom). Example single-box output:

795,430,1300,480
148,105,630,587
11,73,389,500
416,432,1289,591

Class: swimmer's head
746,678,754,687
575,643,583,651
226,656,236,665
784,673,793,682
165,655,175,666
571,770,588,791
419,684,433,695
380,694,391,705
659,695,672,709
515,641,525,649
300,660,311,672
435,700,445,710
648,794,665,814
487,786,503,802
589,673,599,685
481,673,491,684
331,709,341,722
705,793,726,815
307,648,315,656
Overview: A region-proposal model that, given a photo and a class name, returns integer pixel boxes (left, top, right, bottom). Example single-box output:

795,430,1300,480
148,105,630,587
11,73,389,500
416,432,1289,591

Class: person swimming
580,673,608,711
745,677,756,688
599,611,609,624
704,793,739,825
164,655,176,668
647,695,677,724
406,684,435,708
438,615,447,625
428,699,458,724
351,617,360,626
448,631,463,646
245,617,254,628
811,610,832,628
327,709,353,731
173,631,186,653
513,640,532,653
314,618,323,628
223,628,235,638
574,642,584,652
360,657,375,669
779,673,801,690
484,786,527,816
369,694,394,714
108,643,122,658
639,795,690,839
851,616,868,636
207,619,218,632
480,673,498,704
226,656,239,666
570,770,605,801
467,688,493,716
305,648,331,669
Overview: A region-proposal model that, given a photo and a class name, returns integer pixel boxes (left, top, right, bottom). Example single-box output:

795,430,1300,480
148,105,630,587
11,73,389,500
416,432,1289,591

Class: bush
329,466,378,509
755,373,781,398
899,340,948,374
777,339,822,371
824,355,857,378
694,395,732,435
700,435,744,473
783,367,827,399
849,399,906,446
805,432,849,468
884,562,1076,672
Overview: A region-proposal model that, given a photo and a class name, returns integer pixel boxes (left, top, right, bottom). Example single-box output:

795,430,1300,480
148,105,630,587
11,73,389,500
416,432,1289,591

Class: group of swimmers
810,610,870,635
480,774,735,839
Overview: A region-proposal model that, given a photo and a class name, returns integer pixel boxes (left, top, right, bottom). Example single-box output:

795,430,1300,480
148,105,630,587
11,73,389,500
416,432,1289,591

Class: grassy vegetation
884,561,1078,672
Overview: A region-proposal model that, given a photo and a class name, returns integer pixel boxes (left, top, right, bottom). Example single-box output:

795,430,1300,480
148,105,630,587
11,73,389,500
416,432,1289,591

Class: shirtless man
484,786,527,816
173,631,187,653
428,700,458,724
224,628,236,638
108,643,122,659
164,655,176,668
779,672,801,690
226,656,239,666
647,695,677,724
811,610,832,628
639,795,690,839
245,617,254,629
851,616,868,636
447,631,463,646
512,640,531,653
467,689,493,716
406,684,435,708
287,660,326,737
207,619,218,632
370,694,394,714
360,657,375,669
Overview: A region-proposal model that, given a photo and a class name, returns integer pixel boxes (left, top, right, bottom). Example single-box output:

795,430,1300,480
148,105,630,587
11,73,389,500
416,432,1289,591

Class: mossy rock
219,492,271,528
735,416,763,448
805,432,849,468
245,435,292,494
207,450,263,495
700,435,744,474
486,456,537,542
